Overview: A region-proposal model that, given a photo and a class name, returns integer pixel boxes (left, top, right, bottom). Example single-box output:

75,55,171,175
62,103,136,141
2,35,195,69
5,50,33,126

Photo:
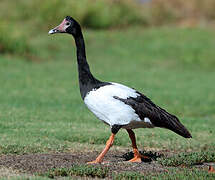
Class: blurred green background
0,0,215,155
1,0,215,58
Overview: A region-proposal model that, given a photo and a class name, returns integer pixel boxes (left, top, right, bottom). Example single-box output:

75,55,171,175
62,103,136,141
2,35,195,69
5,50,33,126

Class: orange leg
87,133,115,164
127,129,148,162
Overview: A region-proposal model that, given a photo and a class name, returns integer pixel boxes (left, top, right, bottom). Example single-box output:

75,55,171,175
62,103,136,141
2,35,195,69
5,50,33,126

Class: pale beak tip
48,29,55,34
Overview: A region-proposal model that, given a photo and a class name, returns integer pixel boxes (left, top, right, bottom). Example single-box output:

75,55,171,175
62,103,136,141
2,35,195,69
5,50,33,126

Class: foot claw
87,160,101,164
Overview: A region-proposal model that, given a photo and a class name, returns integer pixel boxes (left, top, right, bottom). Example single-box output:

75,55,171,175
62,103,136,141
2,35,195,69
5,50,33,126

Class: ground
0,150,164,175
0,148,214,179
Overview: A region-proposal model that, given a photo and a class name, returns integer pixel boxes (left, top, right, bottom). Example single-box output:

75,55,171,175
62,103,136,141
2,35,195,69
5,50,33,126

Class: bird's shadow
119,151,164,162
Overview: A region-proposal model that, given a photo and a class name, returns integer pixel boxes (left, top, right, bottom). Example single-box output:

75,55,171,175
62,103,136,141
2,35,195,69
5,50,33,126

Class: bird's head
48,16,81,37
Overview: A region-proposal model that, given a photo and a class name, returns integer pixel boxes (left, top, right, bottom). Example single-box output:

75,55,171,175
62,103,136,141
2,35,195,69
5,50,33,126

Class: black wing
114,91,192,138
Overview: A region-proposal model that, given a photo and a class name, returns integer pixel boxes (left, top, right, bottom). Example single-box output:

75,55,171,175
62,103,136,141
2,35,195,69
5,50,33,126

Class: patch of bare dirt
0,150,167,176
0,167,22,178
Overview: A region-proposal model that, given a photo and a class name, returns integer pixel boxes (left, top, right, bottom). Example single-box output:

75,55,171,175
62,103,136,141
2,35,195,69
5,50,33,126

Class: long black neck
74,32,102,99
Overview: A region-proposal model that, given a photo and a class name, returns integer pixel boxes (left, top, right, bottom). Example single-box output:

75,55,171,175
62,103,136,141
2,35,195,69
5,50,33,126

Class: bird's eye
65,22,70,26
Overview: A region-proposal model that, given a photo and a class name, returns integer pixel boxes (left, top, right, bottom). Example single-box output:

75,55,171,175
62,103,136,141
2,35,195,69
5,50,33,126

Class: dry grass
0,167,22,178
145,0,215,26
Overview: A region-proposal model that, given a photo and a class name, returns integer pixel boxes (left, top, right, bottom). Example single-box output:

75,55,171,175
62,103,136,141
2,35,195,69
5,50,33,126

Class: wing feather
114,91,192,138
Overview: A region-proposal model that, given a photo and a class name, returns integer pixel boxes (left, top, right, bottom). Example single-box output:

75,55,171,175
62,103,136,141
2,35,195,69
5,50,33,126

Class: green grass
38,165,215,179
114,168,215,180
40,165,109,178
0,0,145,30
0,176,51,180
0,26,215,154
0,22,33,57
0,26,215,178
158,151,215,167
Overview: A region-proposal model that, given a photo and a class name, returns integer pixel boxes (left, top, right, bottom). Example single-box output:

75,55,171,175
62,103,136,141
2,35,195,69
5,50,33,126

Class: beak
48,19,67,35
48,26,61,34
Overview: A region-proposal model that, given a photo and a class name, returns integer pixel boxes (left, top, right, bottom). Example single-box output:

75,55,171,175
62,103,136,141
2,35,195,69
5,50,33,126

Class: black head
48,16,81,37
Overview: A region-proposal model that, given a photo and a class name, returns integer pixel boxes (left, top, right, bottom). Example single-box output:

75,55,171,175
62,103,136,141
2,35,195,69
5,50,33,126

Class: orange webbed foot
208,166,215,173
128,156,142,163
128,154,151,163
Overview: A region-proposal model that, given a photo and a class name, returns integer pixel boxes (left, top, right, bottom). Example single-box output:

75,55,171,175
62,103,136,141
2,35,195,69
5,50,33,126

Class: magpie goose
49,16,192,164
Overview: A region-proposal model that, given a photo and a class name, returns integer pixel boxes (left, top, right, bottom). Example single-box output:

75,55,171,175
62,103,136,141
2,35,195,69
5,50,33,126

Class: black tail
154,107,192,138
166,115,192,138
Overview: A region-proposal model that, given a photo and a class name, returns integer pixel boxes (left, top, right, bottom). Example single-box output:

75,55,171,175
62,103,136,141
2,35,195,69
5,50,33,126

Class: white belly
84,83,154,128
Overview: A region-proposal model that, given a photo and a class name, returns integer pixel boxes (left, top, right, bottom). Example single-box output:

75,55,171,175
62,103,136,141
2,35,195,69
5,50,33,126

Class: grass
3,169,214,180
0,0,145,30
0,26,215,153
40,165,109,178
0,26,215,178
158,151,215,167
2,0,215,31
0,176,51,180
114,168,215,180
38,165,215,179
0,22,33,56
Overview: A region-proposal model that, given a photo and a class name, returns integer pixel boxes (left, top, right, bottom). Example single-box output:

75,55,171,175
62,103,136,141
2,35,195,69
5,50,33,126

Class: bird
49,16,192,164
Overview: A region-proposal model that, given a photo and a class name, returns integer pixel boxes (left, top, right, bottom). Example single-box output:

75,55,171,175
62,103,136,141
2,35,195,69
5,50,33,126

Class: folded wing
114,92,192,138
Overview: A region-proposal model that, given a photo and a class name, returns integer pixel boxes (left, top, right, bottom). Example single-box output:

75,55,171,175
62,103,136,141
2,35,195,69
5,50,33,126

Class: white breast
84,82,153,128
